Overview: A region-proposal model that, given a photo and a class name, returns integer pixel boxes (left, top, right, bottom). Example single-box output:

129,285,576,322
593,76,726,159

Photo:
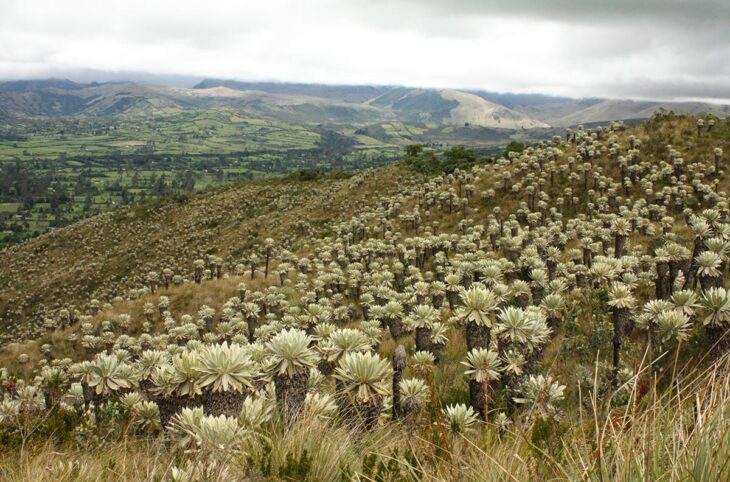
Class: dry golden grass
0,270,282,371
1,359,727,481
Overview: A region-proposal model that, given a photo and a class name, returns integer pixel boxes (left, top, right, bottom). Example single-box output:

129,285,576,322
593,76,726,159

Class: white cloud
0,0,728,101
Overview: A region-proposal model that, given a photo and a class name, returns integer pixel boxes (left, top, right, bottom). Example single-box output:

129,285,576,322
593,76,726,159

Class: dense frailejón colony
1,114,729,478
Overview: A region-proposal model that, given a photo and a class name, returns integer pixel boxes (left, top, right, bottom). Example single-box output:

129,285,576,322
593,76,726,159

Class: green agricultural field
0,109,323,162
0,107,555,247
0,109,408,246
0,203,19,213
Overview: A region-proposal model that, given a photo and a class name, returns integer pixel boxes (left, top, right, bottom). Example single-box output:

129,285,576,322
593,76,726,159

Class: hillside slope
440,89,549,128
197,79,730,126
0,167,418,343
3,114,730,346
0,82,389,123
0,80,548,128
530,98,730,126
3,79,729,129
193,78,391,103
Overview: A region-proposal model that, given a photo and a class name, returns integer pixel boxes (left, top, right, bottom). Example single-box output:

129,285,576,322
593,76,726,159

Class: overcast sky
1,0,728,101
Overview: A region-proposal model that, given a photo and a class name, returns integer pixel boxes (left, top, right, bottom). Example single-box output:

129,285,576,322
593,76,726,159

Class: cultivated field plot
0,110,321,161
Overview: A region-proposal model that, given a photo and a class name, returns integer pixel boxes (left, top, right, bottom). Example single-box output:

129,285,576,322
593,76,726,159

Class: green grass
0,109,323,161
0,203,19,213
0,106,560,247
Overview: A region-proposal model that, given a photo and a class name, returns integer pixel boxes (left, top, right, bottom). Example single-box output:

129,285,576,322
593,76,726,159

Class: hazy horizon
2,70,730,107
2,0,729,104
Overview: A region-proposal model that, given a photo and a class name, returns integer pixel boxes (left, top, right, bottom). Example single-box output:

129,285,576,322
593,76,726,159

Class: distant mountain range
0,77,727,128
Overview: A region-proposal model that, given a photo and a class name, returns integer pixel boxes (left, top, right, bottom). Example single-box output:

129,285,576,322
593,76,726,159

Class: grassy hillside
0,166,418,343
0,81,553,130
193,79,392,104
441,89,549,129
3,79,729,129
1,113,730,480
522,99,730,127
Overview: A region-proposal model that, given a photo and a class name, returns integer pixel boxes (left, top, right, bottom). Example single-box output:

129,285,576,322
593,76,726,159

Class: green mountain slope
193,78,391,103
0,81,549,128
